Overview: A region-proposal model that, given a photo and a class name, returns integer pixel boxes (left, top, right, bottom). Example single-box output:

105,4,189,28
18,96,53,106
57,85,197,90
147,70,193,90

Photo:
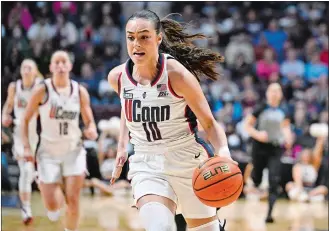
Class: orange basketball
192,156,243,207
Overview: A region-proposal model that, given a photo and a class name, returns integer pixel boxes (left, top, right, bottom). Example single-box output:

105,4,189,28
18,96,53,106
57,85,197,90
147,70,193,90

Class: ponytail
159,18,224,81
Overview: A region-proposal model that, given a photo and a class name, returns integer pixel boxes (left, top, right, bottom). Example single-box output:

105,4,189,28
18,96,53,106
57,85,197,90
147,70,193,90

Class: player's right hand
110,151,128,185
23,147,35,163
2,114,13,127
256,131,269,143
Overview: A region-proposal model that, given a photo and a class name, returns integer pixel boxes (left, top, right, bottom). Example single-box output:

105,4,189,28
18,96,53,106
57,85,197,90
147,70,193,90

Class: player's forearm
2,102,13,117
117,111,129,153
21,118,31,150
204,120,230,157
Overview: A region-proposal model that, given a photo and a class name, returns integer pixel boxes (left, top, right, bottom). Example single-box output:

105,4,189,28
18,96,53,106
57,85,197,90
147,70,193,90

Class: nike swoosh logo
124,88,133,94
195,152,201,159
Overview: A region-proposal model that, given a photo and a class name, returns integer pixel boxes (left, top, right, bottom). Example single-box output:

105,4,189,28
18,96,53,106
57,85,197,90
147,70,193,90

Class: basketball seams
194,172,242,191
193,160,239,189
197,181,243,202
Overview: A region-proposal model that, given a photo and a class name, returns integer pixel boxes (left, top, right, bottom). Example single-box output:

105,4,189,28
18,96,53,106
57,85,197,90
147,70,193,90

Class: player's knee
66,193,79,209
188,220,220,231
19,162,34,193
45,198,59,211
139,202,175,231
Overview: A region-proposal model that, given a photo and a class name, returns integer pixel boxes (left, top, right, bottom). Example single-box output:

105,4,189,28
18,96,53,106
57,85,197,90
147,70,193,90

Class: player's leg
63,175,85,231
167,144,225,231
37,156,65,222
62,149,87,231
14,134,36,224
39,182,64,221
266,151,282,223
137,194,177,231
172,176,222,231
17,160,35,224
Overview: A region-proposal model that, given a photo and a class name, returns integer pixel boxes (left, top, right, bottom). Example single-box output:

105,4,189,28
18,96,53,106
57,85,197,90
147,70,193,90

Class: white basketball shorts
36,146,87,184
128,140,217,219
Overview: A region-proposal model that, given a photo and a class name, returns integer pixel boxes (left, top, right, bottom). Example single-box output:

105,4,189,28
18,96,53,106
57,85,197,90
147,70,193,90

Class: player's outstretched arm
108,66,130,183
21,84,46,161
167,59,234,162
79,85,98,140
2,82,16,127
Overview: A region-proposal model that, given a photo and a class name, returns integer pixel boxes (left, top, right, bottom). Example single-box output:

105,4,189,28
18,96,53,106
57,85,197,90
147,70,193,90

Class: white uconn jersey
120,53,198,151
14,79,41,128
38,79,82,156
13,79,41,153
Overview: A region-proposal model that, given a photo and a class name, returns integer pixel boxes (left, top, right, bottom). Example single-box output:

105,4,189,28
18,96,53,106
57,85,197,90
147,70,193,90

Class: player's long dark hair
127,10,224,81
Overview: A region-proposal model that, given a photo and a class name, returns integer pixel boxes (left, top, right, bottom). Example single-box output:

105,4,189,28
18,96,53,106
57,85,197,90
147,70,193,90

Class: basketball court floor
2,190,328,231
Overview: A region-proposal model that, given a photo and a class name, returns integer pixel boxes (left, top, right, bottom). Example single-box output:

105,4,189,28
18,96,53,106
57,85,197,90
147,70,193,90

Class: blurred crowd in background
1,2,328,195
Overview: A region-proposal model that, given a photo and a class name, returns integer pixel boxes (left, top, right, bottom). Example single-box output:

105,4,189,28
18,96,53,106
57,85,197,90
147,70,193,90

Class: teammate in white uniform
2,59,42,225
286,136,328,202
21,51,98,231
108,10,237,231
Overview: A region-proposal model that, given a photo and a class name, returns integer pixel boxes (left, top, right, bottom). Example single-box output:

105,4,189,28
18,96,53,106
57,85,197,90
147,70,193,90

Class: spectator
262,19,288,62
304,52,328,84
280,48,305,85
147,2,172,18
309,75,328,106
98,15,121,44
79,21,95,44
52,1,77,16
245,9,263,40
5,25,30,59
231,53,254,80
79,2,96,27
286,136,328,202
254,33,276,61
27,15,56,44
225,33,255,68
209,72,239,102
256,48,280,81
53,13,78,50
320,39,328,65
7,2,33,31
304,38,321,61
75,62,99,100
241,89,259,110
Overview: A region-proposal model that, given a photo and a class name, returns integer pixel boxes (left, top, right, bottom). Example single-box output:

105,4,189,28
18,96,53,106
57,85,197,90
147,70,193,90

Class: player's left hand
83,126,98,140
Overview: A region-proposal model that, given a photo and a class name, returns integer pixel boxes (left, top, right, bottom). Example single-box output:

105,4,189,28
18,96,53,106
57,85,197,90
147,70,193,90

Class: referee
244,83,293,223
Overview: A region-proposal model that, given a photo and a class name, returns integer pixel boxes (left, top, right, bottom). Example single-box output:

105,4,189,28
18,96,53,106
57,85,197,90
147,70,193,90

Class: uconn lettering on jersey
17,98,28,108
49,105,78,120
124,99,170,122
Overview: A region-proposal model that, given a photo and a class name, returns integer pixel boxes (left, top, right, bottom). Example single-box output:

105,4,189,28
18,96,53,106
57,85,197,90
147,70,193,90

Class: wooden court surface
2,190,328,231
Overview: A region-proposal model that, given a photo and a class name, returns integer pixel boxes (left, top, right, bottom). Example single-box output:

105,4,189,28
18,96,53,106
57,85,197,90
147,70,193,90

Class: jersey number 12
59,122,68,135
143,122,162,142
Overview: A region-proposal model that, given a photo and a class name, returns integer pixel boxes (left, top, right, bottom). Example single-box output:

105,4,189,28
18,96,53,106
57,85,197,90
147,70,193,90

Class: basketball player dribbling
2,59,42,225
108,10,237,231
21,51,98,231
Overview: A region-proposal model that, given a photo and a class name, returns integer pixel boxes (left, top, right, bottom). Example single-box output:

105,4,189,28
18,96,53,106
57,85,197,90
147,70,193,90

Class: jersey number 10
143,122,162,142
59,122,68,135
